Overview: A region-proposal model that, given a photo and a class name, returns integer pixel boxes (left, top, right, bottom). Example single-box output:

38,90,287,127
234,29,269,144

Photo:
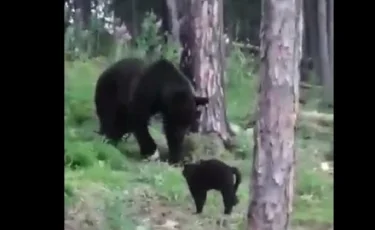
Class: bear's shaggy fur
182,159,242,215
94,58,209,164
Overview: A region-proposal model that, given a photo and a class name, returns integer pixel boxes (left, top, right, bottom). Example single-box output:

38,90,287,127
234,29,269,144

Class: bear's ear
194,96,209,106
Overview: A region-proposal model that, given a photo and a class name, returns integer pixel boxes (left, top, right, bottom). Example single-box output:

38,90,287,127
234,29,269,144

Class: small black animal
182,159,242,215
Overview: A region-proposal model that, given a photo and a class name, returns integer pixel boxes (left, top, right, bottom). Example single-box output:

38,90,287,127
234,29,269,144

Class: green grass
64,58,333,230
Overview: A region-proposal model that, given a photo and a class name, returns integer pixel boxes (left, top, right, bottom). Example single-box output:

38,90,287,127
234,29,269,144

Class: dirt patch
135,200,193,229
65,184,332,230
129,195,245,230
65,185,108,230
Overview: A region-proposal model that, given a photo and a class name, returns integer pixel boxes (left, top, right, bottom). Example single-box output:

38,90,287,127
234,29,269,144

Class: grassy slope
64,59,333,230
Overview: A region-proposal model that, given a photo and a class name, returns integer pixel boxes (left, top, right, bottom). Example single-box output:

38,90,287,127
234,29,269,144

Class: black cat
182,159,242,215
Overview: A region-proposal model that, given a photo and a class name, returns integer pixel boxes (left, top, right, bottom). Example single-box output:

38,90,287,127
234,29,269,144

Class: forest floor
64,59,333,230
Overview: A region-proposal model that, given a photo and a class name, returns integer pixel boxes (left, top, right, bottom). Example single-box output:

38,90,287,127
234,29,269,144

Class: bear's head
193,96,209,121
194,96,209,107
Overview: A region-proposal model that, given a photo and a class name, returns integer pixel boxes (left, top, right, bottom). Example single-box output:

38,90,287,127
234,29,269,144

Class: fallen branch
297,121,332,134
300,82,323,89
299,111,333,127
245,110,333,129
232,41,260,52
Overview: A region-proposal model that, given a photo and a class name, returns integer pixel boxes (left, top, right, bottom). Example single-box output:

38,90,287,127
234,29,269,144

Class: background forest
64,0,333,229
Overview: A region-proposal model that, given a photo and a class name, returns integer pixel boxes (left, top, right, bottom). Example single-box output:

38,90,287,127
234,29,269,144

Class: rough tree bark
247,0,303,229
181,0,233,143
318,0,333,106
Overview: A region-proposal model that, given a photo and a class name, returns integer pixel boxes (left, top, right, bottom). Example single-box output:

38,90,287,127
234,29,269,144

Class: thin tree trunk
318,0,333,105
179,13,195,86
304,0,321,84
81,0,91,29
247,0,303,229
300,25,309,83
218,0,233,135
161,0,180,45
131,0,138,37
328,0,334,95
182,0,233,143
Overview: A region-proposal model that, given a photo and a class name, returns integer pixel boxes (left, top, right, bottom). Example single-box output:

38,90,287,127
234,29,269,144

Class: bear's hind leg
133,124,159,160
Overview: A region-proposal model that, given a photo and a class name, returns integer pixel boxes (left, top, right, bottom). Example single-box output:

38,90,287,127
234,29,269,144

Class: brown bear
94,58,209,164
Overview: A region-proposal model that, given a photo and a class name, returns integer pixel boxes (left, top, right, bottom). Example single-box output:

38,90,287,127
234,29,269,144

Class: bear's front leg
133,123,159,161
101,120,125,147
164,123,187,165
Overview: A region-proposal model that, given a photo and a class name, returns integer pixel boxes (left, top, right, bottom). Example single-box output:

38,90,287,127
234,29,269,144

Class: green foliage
65,11,180,64
65,137,129,171
135,12,163,54
231,129,253,159
65,141,97,169
225,46,258,123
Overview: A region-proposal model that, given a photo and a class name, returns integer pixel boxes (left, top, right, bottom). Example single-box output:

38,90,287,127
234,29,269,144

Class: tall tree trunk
218,0,232,136
70,0,91,29
300,25,309,83
81,0,91,29
304,0,321,84
318,0,333,105
328,0,334,92
131,0,138,37
179,13,195,86
181,0,233,143
161,0,180,45
247,0,303,229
